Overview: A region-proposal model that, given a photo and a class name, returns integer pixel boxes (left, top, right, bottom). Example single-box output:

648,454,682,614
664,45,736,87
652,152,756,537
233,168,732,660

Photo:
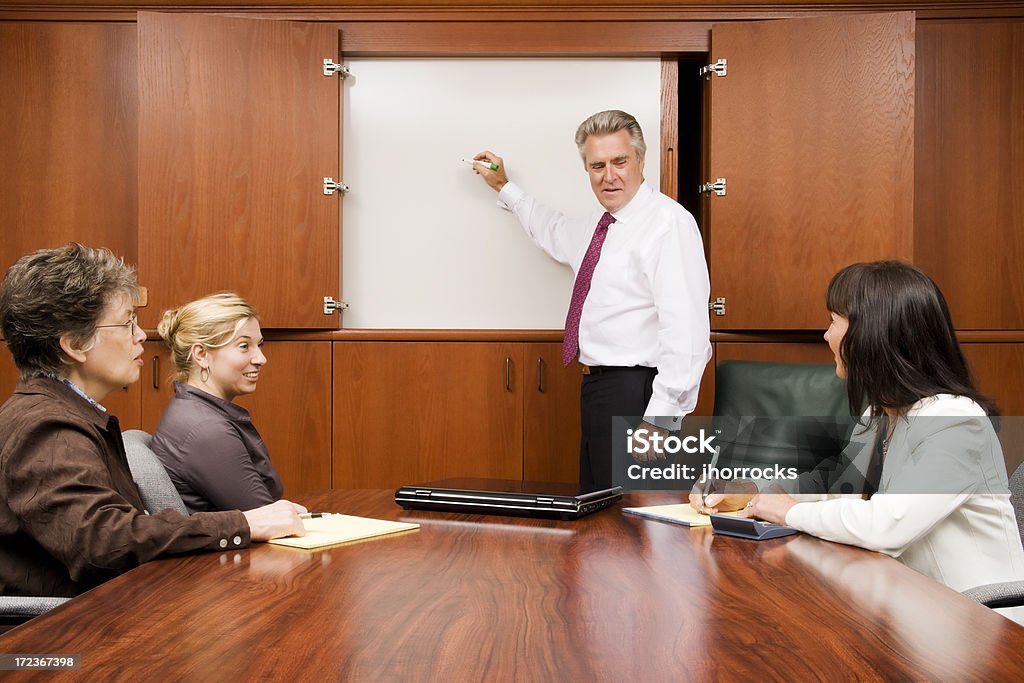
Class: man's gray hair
574,110,647,163
0,243,139,380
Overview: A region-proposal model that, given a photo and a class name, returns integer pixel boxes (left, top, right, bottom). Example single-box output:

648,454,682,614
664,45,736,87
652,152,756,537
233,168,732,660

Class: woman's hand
243,499,307,541
739,492,799,525
688,480,757,514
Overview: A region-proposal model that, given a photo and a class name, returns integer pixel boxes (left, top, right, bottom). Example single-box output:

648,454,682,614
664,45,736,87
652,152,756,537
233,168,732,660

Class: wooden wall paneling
523,343,582,484
334,21,712,56
236,341,333,496
706,11,915,329
333,342,524,488
961,343,1024,476
0,342,17,405
716,341,835,365
660,57,679,200
141,340,173,433
690,343,716,417
137,12,341,329
3,1,1024,23
0,23,137,273
915,20,1024,329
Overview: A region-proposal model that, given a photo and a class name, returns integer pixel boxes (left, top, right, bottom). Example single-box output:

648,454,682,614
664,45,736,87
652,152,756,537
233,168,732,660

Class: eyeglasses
95,312,138,336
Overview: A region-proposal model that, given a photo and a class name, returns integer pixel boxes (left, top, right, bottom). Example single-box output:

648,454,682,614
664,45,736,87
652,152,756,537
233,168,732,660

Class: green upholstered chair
711,360,853,472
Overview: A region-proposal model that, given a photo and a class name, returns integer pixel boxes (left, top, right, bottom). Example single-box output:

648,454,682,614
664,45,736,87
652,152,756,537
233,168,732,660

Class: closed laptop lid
395,478,623,520
400,478,620,502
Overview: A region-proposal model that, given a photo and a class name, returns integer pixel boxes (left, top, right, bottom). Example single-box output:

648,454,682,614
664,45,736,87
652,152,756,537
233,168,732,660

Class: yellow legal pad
622,504,741,528
268,514,420,549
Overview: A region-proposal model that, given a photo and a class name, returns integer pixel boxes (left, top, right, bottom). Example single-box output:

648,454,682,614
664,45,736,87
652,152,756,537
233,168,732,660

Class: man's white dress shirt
498,180,712,423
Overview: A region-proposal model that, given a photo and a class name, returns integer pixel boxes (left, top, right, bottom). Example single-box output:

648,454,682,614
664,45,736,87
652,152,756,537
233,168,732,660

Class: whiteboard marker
461,158,499,171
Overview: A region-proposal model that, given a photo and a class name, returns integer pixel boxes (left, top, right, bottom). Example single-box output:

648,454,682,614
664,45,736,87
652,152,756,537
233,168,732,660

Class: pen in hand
461,158,499,171
299,512,332,519
700,446,721,513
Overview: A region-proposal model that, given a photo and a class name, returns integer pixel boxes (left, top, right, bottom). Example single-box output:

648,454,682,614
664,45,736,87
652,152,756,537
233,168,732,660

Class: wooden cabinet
706,12,915,329
716,342,835,366
142,340,332,498
523,343,582,484
915,21,1024,329
137,13,341,329
962,343,1024,477
0,23,138,274
332,342,525,488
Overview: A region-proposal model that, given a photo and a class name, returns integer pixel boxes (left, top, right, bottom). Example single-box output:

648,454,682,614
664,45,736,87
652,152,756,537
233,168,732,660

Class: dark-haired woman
698,261,1024,592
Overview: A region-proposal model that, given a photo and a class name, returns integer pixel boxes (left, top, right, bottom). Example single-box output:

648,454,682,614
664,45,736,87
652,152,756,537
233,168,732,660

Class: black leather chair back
712,360,853,471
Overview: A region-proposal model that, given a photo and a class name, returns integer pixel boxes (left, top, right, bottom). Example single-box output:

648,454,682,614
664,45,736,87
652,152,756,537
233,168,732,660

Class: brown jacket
0,378,250,597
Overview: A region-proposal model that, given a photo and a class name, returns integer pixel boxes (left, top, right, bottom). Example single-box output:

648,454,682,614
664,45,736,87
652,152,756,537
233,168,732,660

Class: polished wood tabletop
2,490,1023,681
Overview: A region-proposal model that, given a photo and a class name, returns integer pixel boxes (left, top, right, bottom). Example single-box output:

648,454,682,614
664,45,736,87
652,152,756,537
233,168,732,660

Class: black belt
582,365,656,376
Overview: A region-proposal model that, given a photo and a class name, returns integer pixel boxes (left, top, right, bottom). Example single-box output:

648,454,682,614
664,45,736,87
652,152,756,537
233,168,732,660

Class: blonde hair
158,292,260,382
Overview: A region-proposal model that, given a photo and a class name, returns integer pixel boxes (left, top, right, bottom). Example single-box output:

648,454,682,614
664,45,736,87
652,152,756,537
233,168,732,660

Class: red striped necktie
563,211,616,367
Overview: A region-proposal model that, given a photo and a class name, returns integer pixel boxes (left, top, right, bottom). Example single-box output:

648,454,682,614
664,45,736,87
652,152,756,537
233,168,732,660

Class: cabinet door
0,23,137,274
333,342,524,488
143,340,332,497
138,13,340,329
962,343,1024,477
915,22,1024,329
706,12,915,329
523,343,582,484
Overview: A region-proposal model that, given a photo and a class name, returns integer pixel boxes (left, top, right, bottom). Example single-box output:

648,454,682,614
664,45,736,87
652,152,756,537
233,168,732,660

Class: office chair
712,360,853,471
1,431,185,632
962,462,1024,609
122,430,189,515
0,596,70,633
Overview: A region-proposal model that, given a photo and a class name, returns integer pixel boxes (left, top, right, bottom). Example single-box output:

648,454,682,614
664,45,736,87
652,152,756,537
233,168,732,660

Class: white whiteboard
341,58,662,329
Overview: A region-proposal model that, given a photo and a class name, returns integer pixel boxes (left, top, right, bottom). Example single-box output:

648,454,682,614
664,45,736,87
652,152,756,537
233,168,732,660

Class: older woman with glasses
0,244,306,598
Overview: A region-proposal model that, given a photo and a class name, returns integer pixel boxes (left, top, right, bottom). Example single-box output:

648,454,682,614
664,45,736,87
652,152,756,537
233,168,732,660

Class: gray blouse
152,383,283,513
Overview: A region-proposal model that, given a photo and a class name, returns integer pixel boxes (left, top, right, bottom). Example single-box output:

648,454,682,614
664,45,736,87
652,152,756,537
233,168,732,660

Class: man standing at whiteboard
472,109,711,490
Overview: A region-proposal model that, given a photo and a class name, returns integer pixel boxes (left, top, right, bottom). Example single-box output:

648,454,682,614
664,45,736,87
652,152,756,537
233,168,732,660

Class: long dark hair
826,261,998,417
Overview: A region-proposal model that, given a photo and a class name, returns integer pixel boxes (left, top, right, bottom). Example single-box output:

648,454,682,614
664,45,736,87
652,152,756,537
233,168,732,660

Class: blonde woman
152,293,283,513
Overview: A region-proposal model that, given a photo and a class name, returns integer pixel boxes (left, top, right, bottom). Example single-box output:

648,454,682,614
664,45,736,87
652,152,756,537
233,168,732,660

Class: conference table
2,489,1024,680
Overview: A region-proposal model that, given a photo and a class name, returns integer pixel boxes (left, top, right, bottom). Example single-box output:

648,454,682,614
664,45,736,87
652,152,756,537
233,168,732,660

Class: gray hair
0,243,139,380
574,110,647,163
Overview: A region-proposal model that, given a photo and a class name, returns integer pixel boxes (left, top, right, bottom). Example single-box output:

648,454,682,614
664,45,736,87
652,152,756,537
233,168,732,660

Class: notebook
268,514,419,550
394,478,622,520
623,503,742,527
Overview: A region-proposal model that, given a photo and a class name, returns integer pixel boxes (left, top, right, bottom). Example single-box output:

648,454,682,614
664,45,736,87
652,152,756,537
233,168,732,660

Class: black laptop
394,478,622,520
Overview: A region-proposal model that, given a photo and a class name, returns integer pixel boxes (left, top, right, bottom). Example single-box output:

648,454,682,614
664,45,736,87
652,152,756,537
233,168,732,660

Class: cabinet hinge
709,297,726,316
699,58,727,79
324,296,350,315
699,178,727,196
323,59,350,78
323,177,350,196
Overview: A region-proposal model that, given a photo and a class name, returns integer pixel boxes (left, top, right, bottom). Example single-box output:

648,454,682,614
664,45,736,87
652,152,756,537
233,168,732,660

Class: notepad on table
268,514,419,549
622,504,740,528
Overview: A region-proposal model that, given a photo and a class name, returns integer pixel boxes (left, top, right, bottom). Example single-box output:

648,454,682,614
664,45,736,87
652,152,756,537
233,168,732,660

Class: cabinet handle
505,356,511,392
537,357,544,393
151,356,159,390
